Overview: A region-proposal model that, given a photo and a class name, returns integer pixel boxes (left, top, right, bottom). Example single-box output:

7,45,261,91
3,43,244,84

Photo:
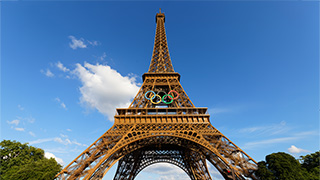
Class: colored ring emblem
145,91,156,100
168,90,179,100
144,90,179,104
162,94,173,104
150,94,162,104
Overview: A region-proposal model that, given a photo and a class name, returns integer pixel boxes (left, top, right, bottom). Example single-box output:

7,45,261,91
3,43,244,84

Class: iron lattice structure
55,10,258,180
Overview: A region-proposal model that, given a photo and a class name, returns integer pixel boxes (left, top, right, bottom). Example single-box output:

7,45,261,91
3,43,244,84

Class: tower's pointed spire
148,10,174,73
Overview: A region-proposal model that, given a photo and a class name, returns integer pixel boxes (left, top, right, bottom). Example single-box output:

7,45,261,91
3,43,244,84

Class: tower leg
184,150,212,180
113,150,141,180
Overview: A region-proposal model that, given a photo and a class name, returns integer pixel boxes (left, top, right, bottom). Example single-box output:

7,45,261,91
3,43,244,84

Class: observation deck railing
116,108,208,116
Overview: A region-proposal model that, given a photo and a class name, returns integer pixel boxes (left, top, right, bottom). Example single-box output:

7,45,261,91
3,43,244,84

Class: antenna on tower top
159,8,161,13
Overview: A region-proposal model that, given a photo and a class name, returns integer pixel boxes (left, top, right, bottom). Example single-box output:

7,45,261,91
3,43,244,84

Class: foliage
300,151,320,180
0,140,62,180
256,151,320,180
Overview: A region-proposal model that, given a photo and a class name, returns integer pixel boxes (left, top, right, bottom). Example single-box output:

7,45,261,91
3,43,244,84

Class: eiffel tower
55,10,258,180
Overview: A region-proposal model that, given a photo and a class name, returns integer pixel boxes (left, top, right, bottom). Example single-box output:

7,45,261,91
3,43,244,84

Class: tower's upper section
148,9,175,73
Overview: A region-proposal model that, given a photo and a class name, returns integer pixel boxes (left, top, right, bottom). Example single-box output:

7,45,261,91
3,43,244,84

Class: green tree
256,152,309,180
300,151,320,180
0,140,62,180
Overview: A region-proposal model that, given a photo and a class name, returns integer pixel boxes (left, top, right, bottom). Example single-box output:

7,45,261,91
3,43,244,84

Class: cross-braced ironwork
55,9,258,180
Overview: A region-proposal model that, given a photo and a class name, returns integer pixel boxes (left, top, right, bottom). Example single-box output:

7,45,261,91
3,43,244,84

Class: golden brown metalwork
55,10,258,180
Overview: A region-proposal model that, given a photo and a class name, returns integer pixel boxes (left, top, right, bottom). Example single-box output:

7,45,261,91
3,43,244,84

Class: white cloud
143,162,224,180
14,127,25,131
41,69,54,77
66,129,72,132
29,131,36,137
69,36,87,50
73,62,140,121
45,152,64,165
288,145,310,154
56,61,70,72
143,163,187,180
7,119,20,126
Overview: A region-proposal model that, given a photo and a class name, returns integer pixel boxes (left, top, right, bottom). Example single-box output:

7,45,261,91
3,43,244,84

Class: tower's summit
156,8,165,22
148,10,174,73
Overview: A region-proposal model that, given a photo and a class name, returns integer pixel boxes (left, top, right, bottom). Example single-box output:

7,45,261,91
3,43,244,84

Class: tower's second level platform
115,107,210,124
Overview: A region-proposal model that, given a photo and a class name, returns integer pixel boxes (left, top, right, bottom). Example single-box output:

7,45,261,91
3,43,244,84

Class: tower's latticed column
55,10,259,180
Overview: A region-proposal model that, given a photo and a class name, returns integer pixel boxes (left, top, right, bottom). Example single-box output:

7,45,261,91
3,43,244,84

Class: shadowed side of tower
55,10,259,180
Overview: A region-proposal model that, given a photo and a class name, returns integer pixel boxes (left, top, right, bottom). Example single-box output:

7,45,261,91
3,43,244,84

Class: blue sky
1,1,319,179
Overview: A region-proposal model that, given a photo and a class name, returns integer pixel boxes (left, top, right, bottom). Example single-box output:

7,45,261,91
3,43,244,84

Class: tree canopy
0,140,62,180
256,151,320,180
300,151,320,180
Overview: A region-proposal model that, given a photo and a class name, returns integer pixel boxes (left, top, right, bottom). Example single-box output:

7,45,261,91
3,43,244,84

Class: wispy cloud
87,40,99,46
94,52,107,62
60,134,68,138
239,121,289,136
29,137,87,147
29,131,36,137
14,116,35,124
68,36,87,49
7,119,20,126
55,97,67,110
66,129,72,132
288,145,310,154
243,137,299,149
68,36,99,50
27,117,35,123
209,107,231,114
61,102,67,109
208,103,253,115
29,138,53,144
41,69,54,77
18,105,24,111
73,62,140,121
56,61,70,72
242,130,317,150
294,131,319,136
14,127,25,132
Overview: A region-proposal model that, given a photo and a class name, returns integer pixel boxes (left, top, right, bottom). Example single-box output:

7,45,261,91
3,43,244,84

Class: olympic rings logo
145,90,179,104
